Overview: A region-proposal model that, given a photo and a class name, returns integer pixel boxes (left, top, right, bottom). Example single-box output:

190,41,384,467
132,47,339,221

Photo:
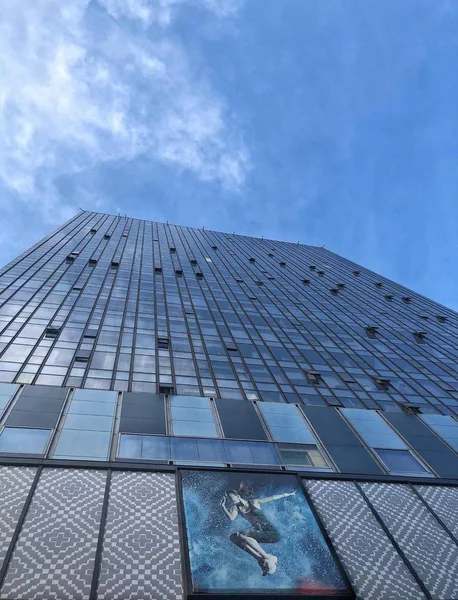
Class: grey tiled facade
361,482,458,599
97,472,182,600
0,466,36,565
305,480,426,600
0,469,106,600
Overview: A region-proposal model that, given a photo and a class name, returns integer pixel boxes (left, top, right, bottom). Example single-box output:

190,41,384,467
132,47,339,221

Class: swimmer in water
221,481,296,576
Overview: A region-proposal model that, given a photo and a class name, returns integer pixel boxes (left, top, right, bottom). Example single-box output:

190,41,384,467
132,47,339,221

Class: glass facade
0,209,456,475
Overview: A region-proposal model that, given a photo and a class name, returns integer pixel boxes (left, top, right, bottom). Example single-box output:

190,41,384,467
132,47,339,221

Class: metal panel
361,482,458,600
0,467,36,568
97,471,182,600
0,468,106,600
416,484,458,538
305,480,425,600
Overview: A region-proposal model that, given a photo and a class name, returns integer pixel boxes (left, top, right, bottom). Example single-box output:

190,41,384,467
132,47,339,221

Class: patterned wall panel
0,466,36,568
0,468,106,600
361,483,458,600
97,471,182,600
416,484,458,539
305,480,425,600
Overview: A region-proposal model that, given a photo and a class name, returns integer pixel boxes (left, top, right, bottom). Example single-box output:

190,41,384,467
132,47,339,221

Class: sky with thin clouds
1,0,457,309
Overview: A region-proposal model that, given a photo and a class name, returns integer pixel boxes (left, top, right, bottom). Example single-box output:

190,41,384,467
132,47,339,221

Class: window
342,408,430,475
0,427,50,454
306,371,322,385
413,331,426,343
223,440,279,465
258,403,316,444
157,337,170,350
0,383,17,414
88,258,97,266
421,414,458,452
45,326,60,338
170,395,218,437
374,449,428,475
365,326,379,339
374,377,390,391
119,434,170,461
53,389,117,460
277,443,331,470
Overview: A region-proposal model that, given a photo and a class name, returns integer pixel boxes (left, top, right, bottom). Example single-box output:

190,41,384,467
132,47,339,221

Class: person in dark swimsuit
221,482,296,576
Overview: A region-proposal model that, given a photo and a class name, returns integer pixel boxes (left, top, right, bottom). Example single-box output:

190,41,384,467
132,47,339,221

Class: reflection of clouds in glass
181,471,346,593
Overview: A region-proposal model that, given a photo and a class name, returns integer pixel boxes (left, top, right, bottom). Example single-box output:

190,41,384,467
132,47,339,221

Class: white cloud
0,0,249,225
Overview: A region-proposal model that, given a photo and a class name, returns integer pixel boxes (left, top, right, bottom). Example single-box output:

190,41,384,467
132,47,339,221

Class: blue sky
1,0,457,309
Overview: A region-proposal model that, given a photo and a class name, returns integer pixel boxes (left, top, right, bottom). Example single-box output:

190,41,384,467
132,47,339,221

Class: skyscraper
0,210,457,599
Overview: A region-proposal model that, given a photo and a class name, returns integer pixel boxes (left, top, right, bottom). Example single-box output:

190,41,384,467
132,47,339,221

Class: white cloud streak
0,0,248,224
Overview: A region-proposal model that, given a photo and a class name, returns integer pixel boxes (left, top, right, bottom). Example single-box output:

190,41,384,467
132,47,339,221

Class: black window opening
330,288,339,295
402,296,412,303
249,257,256,263
268,253,274,258
159,385,174,395
353,270,360,276
365,326,379,339
45,326,60,339
212,246,218,250
157,337,170,350
175,269,183,277
317,270,325,276
90,228,97,234
104,234,111,240
375,282,383,288
75,350,91,362
399,403,422,415
336,283,345,289
306,371,322,385
190,259,197,265
374,377,391,391
88,258,97,266
196,272,203,280
66,255,76,264
384,294,394,301
302,279,310,285
154,267,162,274
437,315,447,323
111,261,119,269
84,329,98,339
170,247,176,253
279,261,286,267
309,265,316,271
413,331,426,343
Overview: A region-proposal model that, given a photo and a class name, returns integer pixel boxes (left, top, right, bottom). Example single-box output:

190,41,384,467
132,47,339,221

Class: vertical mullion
89,469,112,600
